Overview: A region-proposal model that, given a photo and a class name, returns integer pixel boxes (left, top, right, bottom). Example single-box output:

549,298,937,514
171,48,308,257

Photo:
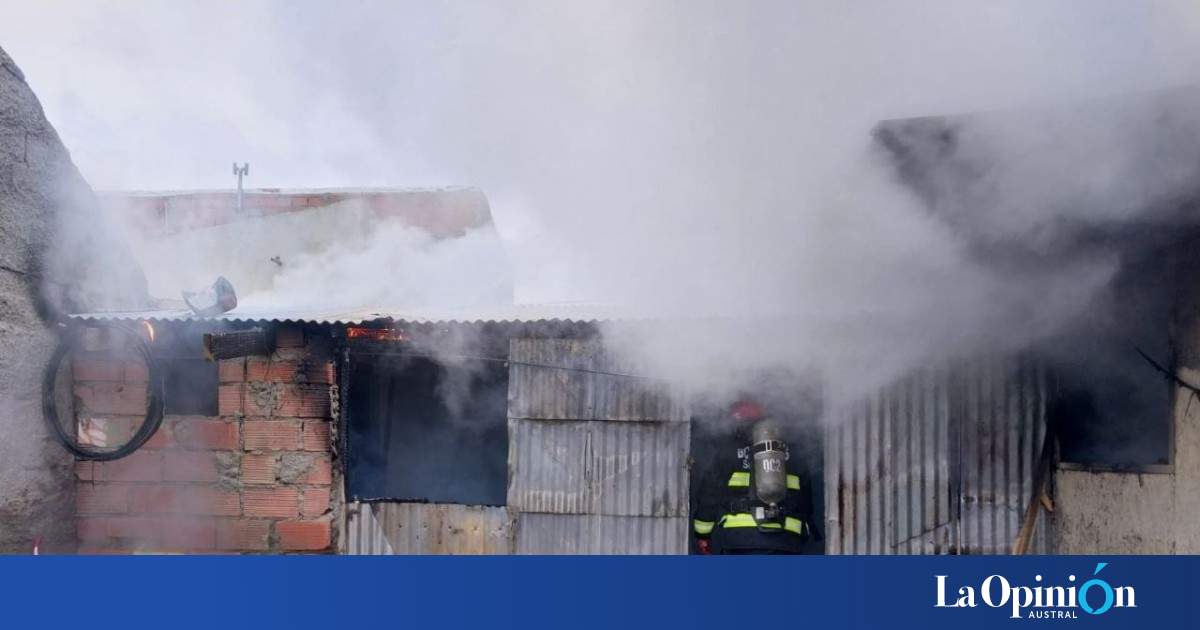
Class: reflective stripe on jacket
693,471,810,537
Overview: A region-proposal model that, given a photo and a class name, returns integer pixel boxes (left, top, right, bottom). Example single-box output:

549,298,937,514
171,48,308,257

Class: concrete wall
1171,367,1200,552
1051,470,1175,553
0,45,146,553
1051,376,1200,554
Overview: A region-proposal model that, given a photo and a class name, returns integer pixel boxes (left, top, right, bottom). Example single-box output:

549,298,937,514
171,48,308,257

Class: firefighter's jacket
692,432,815,554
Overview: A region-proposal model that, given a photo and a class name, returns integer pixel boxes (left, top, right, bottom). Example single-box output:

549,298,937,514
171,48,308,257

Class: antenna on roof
233,162,249,213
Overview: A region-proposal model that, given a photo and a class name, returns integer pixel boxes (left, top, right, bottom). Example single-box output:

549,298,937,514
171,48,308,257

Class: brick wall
73,325,336,553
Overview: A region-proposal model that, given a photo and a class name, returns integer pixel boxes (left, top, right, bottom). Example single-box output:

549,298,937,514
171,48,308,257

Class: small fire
141,320,156,343
346,326,406,342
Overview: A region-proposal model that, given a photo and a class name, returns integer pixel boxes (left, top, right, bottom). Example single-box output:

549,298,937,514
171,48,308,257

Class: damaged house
63,188,699,554
11,28,1200,554
825,86,1200,555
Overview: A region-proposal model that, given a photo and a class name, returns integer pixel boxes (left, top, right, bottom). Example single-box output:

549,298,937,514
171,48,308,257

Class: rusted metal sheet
515,514,688,554
345,501,512,555
508,338,686,422
825,357,1049,555
507,418,689,517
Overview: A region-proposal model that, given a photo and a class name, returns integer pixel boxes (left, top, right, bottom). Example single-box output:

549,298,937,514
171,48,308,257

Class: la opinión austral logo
936,562,1135,620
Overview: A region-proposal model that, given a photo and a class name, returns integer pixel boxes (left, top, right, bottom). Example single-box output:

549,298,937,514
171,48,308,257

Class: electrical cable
42,321,165,461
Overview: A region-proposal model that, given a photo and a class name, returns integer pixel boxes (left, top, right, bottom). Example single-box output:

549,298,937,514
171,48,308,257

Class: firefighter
692,399,816,554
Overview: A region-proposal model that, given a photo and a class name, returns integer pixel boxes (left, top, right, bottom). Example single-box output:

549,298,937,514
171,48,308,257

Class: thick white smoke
238,218,512,315
5,1,1200,411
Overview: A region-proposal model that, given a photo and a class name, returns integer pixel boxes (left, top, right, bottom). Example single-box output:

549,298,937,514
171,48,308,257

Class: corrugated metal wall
825,358,1049,555
346,502,512,554
515,514,687,554
507,338,688,422
507,339,690,554
507,419,688,517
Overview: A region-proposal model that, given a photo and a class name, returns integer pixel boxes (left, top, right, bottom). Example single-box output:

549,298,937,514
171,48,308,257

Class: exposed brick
243,358,334,384
216,519,271,551
301,421,331,452
172,418,239,450
128,485,170,514
218,384,244,415
111,190,477,242
241,453,277,484
231,383,329,418
260,205,299,217
76,517,108,541
218,359,245,383
302,457,332,485
247,193,292,209
244,420,301,451
243,487,299,518
117,197,166,237
275,326,305,348
80,328,123,352
76,485,129,514
162,452,219,482
129,485,240,516
95,451,162,482
70,357,146,383
105,516,161,541
74,461,94,481
166,414,215,423
143,423,173,449
77,546,132,555
160,518,217,549
168,204,235,232
321,362,335,384
124,361,149,382
245,359,297,382
301,487,331,518
74,382,148,415
277,518,331,551
282,385,330,417
71,358,124,381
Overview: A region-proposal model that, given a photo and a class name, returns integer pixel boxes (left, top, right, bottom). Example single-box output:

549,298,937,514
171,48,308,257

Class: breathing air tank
751,420,788,506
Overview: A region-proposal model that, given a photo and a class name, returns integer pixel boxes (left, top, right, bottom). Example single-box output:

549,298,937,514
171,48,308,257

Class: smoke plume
5,1,1200,413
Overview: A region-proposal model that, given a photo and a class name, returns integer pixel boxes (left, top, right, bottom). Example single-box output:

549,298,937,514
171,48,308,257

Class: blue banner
1,555,1194,629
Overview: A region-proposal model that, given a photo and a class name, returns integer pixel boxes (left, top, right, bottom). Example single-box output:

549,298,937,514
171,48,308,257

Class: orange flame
347,326,406,342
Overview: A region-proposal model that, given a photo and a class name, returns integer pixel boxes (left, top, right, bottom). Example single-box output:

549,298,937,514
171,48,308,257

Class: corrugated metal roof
65,302,647,325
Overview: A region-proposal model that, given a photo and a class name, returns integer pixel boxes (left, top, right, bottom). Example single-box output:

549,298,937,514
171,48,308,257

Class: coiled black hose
42,321,164,461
